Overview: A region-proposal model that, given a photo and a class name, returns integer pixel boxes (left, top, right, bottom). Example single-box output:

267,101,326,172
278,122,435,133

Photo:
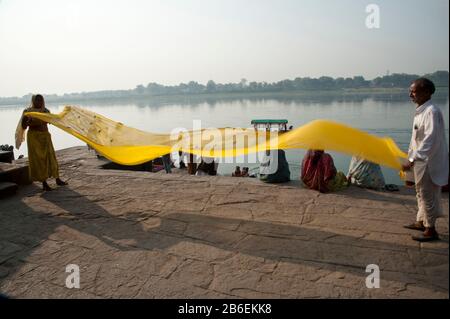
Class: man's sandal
403,222,425,231
412,233,440,242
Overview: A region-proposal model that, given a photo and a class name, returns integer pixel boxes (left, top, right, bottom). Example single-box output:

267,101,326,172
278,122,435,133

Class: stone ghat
0,146,448,298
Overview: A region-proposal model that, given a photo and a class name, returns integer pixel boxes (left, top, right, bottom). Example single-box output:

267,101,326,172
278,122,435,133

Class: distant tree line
128,70,449,95
1,70,448,105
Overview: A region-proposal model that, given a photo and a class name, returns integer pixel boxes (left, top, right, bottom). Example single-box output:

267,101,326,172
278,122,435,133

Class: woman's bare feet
43,181,53,191
56,178,68,186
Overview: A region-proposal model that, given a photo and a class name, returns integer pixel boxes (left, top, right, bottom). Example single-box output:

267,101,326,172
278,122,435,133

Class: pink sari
301,150,337,193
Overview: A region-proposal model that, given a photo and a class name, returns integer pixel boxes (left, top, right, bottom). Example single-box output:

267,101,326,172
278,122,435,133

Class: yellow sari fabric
27,130,60,182
26,106,407,170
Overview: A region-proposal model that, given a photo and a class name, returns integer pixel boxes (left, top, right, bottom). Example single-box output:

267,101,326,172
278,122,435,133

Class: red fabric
301,150,337,193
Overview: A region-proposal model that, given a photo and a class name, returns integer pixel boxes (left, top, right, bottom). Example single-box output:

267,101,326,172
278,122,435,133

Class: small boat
251,119,290,132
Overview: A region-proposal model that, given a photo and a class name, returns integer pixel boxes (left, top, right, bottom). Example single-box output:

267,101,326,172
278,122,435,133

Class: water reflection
3,90,446,110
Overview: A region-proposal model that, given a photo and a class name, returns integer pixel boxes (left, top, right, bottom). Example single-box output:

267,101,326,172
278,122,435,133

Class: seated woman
347,156,385,190
232,166,242,177
195,157,218,176
301,150,348,193
259,149,291,183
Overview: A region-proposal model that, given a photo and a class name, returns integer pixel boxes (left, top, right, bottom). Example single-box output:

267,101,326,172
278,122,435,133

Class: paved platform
0,147,448,298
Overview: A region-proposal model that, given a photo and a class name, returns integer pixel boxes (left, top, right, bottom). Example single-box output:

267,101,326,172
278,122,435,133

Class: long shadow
277,181,420,206
0,184,62,296
0,186,448,295
334,186,420,206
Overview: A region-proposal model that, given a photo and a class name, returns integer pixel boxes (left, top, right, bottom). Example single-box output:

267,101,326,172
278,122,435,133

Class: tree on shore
0,71,448,105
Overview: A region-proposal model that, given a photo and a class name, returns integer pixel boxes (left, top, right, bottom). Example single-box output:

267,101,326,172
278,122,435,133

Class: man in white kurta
403,78,449,242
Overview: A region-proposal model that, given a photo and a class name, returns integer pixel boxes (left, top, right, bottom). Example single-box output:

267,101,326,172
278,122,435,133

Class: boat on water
251,119,290,132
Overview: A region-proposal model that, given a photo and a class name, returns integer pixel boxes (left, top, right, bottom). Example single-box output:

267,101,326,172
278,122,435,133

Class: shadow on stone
1,185,447,295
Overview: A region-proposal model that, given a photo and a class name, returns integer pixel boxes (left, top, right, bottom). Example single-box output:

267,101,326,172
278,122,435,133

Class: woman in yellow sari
21,94,67,191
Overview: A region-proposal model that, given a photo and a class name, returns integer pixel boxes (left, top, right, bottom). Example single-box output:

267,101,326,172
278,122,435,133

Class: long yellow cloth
25,106,407,170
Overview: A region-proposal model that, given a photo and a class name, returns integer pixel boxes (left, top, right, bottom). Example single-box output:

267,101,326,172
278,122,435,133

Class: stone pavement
0,147,448,298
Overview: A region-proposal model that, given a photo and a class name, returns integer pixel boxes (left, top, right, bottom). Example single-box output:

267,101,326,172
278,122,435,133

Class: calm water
1,93,448,185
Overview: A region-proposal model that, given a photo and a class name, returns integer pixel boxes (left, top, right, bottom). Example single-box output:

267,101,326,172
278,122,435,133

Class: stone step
0,182,18,198
0,150,14,163
0,162,31,185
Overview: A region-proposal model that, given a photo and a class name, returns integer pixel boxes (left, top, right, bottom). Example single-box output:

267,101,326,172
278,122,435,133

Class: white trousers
415,168,444,228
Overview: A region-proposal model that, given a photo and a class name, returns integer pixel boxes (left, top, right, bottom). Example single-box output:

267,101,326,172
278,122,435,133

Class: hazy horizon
1,70,448,100
1,0,448,97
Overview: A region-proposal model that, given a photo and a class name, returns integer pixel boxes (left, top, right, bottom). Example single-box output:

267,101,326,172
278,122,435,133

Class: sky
0,0,448,97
